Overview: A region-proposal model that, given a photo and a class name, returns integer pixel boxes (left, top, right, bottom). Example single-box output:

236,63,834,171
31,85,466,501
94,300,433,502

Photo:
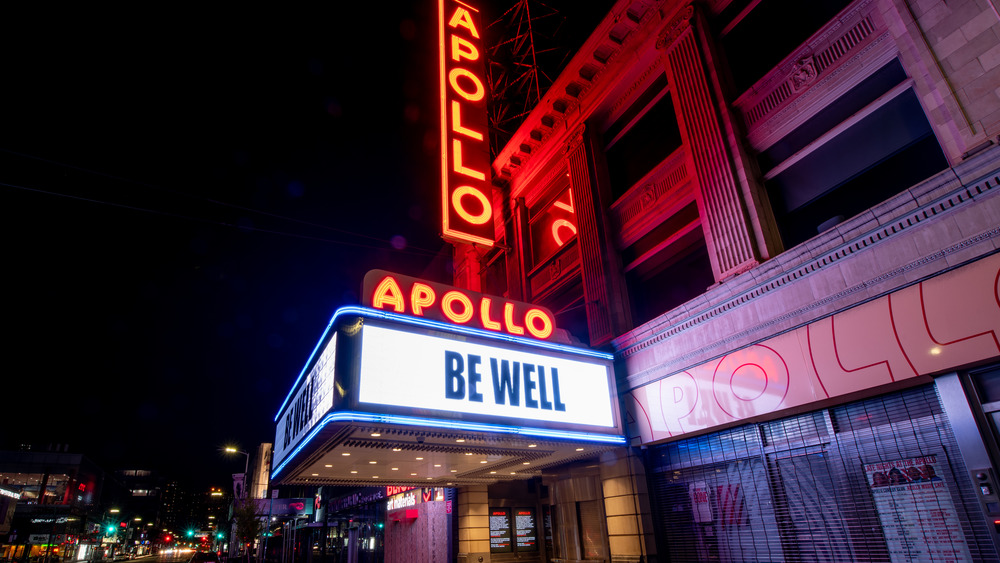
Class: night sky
1,2,608,489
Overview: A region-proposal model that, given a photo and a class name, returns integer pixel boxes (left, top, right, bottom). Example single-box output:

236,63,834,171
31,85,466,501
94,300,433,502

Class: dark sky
0,2,609,489
1,4,452,488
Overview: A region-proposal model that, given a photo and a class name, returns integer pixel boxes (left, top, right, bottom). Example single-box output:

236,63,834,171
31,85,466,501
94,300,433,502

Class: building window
624,208,714,327
481,247,508,298
764,85,947,248
603,75,681,201
529,179,578,269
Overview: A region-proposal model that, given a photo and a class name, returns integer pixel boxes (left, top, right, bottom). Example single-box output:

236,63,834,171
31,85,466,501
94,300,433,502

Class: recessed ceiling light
392,448,402,452
528,444,537,448
342,453,351,456
523,462,530,465
510,472,516,475
369,461,378,464
311,473,318,476
480,460,488,464
416,457,424,460
434,464,441,467
372,476,379,479
576,448,584,451
456,439,465,443
350,471,357,474
465,452,473,456
490,471,497,474
427,477,433,480
411,473,418,476
450,470,457,473
324,464,333,468
391,468,398,471
371,433,381,437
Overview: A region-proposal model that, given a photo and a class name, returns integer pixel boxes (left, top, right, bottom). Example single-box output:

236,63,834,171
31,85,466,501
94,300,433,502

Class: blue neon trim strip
275,305,614,420
271,410,627,480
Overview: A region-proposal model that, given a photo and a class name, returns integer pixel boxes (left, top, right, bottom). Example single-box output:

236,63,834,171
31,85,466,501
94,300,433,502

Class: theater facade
274,0,1000,561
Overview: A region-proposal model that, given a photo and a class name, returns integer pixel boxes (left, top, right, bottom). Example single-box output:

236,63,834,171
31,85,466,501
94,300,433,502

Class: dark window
758,60,908,172
604,87,682,200
481,248,507,298
528,181,578,268
765,89,948,248
722,0,852,93
625,221,714,327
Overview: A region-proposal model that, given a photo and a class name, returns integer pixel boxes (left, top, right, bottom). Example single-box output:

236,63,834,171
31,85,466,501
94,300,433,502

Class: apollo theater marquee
271,270,624,487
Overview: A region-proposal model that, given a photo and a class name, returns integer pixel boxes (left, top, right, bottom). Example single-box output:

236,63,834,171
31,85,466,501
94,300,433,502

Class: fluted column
657,4,779,280
566,125,630,346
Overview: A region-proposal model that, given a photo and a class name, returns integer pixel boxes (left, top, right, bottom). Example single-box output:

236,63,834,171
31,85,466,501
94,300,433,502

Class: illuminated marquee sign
273,333,336,466
358,321,615,429
271,306,624,481
363,270,557,340
439,0,494,246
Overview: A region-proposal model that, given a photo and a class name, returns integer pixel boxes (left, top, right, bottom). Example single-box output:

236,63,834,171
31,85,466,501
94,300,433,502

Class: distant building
0,446,105,561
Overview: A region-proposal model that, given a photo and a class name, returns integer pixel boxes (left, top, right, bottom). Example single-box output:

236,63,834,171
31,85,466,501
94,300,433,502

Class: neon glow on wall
439,0,494,246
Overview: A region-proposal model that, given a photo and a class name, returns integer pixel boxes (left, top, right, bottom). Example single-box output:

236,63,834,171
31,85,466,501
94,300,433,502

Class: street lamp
224,447,250,476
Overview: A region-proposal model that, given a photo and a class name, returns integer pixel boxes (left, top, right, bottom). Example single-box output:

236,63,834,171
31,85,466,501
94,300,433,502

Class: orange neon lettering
450,35,479,63
524,308,554,339
448,68,484,102
452,139,486,180
452,186,492,225
503,302,525,335
451,101,483,140
441,291,474,324
551,219,577,246
447,7,480,39
411,283,436,316
372,276,405,313
480,297,502,331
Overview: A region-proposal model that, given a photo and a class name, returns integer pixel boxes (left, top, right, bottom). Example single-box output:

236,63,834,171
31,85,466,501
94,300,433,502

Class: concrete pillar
457,485,490,563
601,449,656,563
657,4,781,281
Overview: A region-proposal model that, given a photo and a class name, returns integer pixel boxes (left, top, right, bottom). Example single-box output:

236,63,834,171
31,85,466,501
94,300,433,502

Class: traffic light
186,530,194,538
216,532,224,539
107,526,116,534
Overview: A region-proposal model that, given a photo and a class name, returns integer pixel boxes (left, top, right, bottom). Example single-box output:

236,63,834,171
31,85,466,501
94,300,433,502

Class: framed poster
864,454,973,562
514,508,538,551
490,508,512,553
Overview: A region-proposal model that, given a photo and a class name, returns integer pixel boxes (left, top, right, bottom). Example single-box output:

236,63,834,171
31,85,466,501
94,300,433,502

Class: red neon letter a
372,276,406,313
448,8,480,39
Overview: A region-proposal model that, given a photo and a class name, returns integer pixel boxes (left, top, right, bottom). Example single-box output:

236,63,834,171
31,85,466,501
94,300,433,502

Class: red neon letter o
448,68,485,102
524,309,554,339
441,291,474,324
452,186,491,225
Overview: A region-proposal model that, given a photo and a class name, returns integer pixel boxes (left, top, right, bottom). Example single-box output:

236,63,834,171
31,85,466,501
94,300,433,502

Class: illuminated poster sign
515,508,537,550
363,270,557,340
273,333,336,466
489,508,512,553
358,322,615,428
439,0,494,246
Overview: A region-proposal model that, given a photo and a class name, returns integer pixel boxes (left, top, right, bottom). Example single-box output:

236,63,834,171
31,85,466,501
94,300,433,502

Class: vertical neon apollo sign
439,0,494,247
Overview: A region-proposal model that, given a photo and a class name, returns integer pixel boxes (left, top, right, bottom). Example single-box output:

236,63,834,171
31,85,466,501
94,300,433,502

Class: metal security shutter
647,384,999,562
